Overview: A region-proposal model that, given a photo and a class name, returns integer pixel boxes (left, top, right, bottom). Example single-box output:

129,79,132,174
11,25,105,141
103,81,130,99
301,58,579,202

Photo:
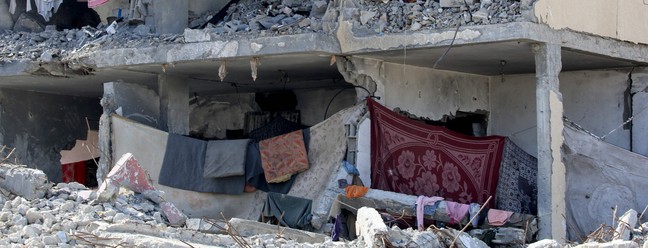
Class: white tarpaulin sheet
564,124,648,240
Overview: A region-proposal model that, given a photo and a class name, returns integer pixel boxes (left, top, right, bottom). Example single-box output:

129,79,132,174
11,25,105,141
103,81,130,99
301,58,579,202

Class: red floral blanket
368,99,505,205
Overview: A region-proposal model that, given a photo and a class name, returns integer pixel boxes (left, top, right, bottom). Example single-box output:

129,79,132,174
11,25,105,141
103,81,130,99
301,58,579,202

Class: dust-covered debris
355,0,535,34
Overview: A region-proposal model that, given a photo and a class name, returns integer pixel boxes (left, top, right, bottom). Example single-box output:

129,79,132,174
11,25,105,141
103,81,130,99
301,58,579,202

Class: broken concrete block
13,11,45,32
228,218,328,244
356,207,388,247
440,0,475,8
25,209,42,224
310,1,328,19
160,202,186,227
614,209,638,241
492,227,526,245
185,218,224,234
183,28,211,43
359,11,376,25
0,164,49,200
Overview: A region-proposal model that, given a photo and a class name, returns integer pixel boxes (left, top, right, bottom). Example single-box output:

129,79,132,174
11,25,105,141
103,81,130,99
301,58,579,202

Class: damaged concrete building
0,0,648,246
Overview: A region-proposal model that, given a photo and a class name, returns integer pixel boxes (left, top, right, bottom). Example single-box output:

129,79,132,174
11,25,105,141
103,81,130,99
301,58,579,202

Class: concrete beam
337,21,648,65
66,33,341,69
158,74,189,135
533,43,566,240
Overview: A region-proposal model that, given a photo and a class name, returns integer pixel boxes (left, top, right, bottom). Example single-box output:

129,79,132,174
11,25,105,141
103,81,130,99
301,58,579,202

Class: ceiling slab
0,41,642,97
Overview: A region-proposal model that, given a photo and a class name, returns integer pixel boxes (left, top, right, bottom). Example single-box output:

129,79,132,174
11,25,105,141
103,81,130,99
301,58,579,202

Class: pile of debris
2,153,648,247
355,0,534,33
190,0,331,36
0,21,179,63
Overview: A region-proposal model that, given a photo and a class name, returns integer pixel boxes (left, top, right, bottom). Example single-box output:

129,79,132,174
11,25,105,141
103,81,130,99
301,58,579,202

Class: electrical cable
323,85,377,120
432,22,461,70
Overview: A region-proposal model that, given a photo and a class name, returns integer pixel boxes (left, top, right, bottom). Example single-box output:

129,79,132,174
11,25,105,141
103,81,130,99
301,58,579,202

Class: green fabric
263,192,313,230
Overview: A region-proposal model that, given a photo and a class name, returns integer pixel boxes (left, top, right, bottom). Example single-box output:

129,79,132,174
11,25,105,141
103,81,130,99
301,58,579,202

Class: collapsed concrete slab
0,164,49,200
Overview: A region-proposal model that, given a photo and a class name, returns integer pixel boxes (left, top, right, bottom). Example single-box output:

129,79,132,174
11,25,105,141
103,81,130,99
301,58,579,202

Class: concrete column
150,0,188,34
533,43,566,240
158,74,189,135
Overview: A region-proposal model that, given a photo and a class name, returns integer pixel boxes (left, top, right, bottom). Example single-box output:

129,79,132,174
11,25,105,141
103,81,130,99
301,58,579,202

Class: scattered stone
311,1,329,18
21,225,41,239
410,21,422,31
25,209,43,224
360,11,377,25
133,24,151,36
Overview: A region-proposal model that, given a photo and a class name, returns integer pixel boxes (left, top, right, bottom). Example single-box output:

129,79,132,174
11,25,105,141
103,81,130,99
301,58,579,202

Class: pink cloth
88,0,110,8
487,209,514,226
446,201,470,224
416,196,443,230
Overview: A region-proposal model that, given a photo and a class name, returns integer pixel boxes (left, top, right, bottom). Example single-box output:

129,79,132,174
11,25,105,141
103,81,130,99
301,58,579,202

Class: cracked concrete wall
534,0,648,45
490,69,632,156
337,56,489,121
0,88,101,182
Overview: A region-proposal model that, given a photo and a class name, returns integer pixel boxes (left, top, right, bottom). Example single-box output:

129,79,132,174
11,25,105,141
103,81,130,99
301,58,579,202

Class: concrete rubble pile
355,0,536,33
191,0,331,36
3,160,648,247
0,22,179,63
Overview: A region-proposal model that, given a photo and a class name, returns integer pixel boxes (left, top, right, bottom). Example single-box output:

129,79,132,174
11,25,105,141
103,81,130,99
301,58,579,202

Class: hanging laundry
468,203,482,227
263,192,313,230
345,185,369,199
260,130,309,183
446,201,470,224
415,196,443,230
88,0,111,8
495,138,538,215
331,214,343,241
368,98,505,206
245,130,310,194
159,134,245,194
203,139,249,178
487,209,514,226
34,0,63,22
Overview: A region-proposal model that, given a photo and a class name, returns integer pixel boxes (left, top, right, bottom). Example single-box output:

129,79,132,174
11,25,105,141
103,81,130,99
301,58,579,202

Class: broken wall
631,68,648,157
534,0,648,45
489,69,632,156
338,56,489,121
0,88,102,182
563,124,648,239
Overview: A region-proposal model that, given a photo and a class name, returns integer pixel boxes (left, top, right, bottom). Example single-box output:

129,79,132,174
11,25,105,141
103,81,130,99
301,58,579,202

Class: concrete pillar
533,43,566,240
158,74,189,135
149,0,188,34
